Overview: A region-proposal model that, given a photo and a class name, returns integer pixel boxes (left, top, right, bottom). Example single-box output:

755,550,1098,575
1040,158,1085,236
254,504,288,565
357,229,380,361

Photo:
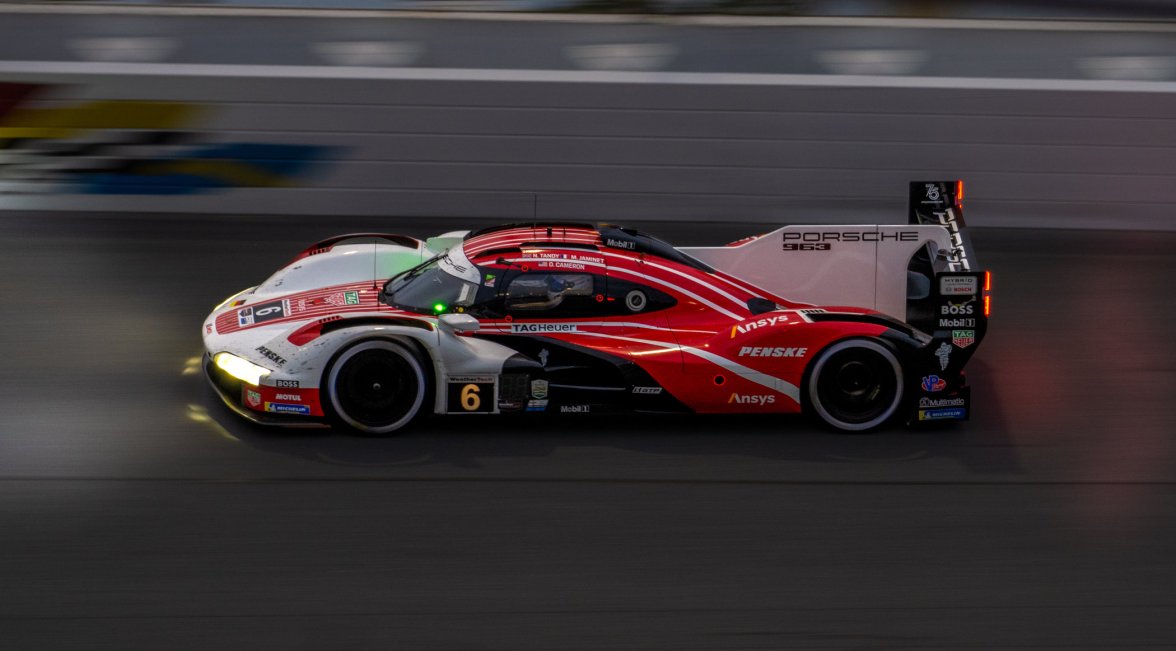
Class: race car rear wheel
326,340,427,435
807,338,904,432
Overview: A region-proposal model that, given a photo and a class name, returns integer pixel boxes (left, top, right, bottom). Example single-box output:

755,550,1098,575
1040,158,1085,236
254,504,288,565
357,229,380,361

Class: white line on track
3,60,1176,93
3,4,1176,32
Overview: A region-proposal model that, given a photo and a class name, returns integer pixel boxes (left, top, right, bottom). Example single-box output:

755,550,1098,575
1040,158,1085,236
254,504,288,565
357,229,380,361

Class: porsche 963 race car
203,181,989,434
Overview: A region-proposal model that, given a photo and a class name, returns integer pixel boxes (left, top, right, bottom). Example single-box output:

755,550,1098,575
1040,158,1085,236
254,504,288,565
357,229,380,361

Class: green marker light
433,303,446,313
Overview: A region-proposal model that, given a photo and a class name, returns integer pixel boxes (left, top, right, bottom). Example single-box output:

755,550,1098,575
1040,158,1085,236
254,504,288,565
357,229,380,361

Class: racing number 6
461,384,481,411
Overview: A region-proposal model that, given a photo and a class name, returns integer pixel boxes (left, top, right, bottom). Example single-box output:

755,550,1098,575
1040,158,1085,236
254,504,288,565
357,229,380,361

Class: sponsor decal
275,379,300,388
919,397,966,408
632,386,663,395
933,209,971,272
560,404,590,413
320,291,362,308
925,184,941,201
782,231,918,251
738,346,807,358
939,317,976,328
730,315,787,338
918,407,966,421
940,276,978,295
952,329,976,349
526,399,548,412
531,379,549,400
484,273,496,288
604,237,636,250
921,375,947,392
274,393,301,402
255,345,287,367
449,375,495,383
934,342,952,371
728,393,775,406
205,323,213,335
245,389,262,408
251,299,287,324
511,323,577,333
265,402,311,415
940,299,975,316
237,307,254,326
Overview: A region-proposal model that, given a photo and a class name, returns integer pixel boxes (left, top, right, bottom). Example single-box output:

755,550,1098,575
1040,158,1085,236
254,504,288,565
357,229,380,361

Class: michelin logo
265,402,310,415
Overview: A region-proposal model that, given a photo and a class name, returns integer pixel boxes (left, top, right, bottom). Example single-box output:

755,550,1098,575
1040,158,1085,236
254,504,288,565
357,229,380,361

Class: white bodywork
681,225,954,320
202,237,520,416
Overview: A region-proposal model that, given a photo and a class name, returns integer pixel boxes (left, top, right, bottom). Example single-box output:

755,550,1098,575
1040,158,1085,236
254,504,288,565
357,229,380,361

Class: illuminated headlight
213,352,271,386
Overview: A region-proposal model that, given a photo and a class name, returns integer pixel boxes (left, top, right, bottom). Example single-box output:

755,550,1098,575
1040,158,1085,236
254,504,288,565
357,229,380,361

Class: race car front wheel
326,340,427,435
807,338,904,432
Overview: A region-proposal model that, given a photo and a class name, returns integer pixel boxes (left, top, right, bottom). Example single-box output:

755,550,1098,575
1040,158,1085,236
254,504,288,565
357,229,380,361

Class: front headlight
213,352,271,386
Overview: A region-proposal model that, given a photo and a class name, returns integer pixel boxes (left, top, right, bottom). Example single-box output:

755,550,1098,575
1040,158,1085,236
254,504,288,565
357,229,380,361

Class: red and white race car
203,181,989,434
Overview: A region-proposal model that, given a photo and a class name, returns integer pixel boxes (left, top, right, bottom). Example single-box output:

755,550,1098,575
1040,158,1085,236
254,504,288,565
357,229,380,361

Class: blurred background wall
1,2,1174,228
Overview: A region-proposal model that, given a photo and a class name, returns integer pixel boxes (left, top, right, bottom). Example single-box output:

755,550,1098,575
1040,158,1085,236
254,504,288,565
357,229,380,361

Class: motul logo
728,393,775,406
738,346,807,358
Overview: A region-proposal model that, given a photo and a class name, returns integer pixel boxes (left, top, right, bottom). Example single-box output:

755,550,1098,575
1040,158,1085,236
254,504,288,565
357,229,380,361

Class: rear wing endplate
910,181,977,272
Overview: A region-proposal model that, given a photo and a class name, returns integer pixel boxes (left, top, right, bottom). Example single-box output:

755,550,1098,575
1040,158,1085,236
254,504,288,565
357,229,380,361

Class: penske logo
738,346,807,358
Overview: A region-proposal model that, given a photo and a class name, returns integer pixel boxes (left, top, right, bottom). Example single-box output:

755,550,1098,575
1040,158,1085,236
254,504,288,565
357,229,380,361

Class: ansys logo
0,82,333,194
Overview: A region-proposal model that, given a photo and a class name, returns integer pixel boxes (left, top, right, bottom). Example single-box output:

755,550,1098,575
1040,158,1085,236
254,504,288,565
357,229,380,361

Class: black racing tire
324,339,428,436
806,338,904,432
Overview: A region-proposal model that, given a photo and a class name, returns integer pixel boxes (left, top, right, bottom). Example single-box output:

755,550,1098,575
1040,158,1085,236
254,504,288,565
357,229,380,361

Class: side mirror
746,297,776,315
438,313,480,334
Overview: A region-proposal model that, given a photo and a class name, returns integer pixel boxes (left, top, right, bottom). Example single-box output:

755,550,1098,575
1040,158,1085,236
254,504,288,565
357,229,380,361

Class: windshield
384,256,481,315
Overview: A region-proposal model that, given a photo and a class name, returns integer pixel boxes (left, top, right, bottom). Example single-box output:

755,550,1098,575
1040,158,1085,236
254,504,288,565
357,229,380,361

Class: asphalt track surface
2,212,1176,648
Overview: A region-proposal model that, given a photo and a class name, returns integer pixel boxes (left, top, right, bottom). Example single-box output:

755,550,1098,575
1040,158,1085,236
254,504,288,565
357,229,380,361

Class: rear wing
680,180,986,325
909,180,977,271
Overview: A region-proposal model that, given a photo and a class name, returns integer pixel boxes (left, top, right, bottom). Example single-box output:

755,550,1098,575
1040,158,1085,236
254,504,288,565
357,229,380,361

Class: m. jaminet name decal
783,231,919,251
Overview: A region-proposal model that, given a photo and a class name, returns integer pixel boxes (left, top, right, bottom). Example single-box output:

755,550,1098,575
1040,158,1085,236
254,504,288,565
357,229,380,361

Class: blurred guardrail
1,6,1175,228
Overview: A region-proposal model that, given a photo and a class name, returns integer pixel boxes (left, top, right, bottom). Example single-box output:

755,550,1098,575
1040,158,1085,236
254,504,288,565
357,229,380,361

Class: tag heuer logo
952,329,975,348
344,291,360,305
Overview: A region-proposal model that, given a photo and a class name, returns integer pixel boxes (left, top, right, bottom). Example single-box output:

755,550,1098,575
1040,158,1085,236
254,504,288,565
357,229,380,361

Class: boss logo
275,380,299,388
940,301,975,316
